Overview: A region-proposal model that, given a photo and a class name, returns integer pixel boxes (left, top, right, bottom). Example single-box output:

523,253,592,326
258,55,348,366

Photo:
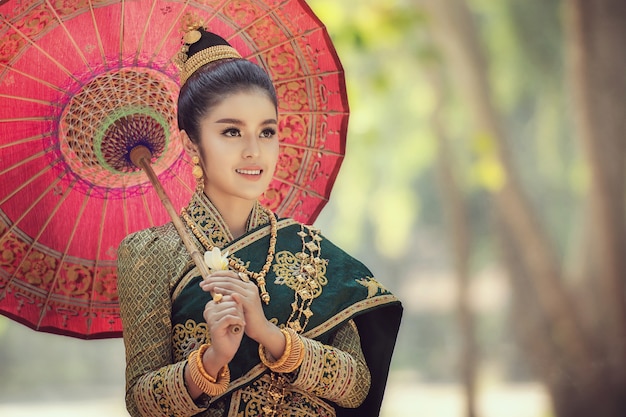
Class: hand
200,270,271,342
202,294,245,364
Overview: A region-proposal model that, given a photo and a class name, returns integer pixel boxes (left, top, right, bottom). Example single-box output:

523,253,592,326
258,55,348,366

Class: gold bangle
188,350,230,396
259,328,305,373
259,328,292,370
195,343,217,383
272,328,305,373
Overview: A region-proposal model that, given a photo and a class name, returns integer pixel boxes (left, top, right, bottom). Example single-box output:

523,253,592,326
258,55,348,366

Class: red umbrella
0,0,348,339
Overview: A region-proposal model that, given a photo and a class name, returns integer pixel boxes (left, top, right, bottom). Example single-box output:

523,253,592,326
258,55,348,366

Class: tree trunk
430,68,477,417
417,0,626,415
565,0,626,392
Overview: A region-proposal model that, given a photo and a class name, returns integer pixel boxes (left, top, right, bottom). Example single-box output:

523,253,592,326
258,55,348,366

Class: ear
180,130,199,158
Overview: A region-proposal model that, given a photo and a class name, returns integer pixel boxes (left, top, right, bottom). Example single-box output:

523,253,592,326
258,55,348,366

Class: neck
204,193,255,239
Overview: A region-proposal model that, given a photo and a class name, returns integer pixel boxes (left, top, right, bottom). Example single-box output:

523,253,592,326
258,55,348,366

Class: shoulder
118,222,182,257
117,222,190,287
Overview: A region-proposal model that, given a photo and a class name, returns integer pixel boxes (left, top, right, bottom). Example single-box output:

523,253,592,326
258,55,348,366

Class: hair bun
174,23,242,85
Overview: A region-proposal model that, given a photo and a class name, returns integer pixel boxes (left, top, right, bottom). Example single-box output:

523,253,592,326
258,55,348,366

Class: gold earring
192,155,204,192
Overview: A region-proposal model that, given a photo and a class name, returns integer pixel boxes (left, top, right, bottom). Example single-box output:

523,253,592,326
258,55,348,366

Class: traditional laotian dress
117,193,402,417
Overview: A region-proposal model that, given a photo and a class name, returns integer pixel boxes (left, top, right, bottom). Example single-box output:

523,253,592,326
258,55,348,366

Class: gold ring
213,293,223,303
238,272,250,283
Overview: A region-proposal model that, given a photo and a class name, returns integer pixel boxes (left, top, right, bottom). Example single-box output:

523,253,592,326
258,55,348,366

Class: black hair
177,59,278,144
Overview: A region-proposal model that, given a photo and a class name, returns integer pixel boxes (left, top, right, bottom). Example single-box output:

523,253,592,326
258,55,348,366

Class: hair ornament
179,13,204,46
175,14,242,85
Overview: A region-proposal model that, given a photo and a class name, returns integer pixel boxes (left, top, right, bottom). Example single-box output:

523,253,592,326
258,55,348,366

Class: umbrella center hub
99,108,167,173
58,67,181,192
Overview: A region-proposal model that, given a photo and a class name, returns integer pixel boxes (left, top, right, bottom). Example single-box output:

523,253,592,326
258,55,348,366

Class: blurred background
2,0,626,416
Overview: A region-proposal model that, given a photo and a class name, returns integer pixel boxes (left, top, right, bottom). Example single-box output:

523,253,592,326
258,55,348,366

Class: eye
260,128,277,139
222,127,241,137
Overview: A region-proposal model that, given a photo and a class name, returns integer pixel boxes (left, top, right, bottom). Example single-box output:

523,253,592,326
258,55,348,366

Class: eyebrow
214,118,278,125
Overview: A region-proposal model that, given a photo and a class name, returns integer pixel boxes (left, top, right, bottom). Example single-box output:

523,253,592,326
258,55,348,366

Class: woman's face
190,88,279,206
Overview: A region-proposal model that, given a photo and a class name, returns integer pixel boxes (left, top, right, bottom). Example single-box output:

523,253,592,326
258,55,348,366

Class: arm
118,231,208,417
291,320,371,408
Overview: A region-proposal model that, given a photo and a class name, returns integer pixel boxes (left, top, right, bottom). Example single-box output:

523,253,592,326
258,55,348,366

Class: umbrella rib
0,93,61,107
0,63,68,94
272,176,327,201
0,176,66,240
0,116,54,123
86,191,108,335
202,0,238,29
0,172,56,214
135,0,158,65
119,0,126,65
219,0,291,41
44,0,93,75
0,133,52,150
0,16,82,85
37,186,91,330
87,0,108,67
0,149,50,180
272,70,343,84
279,110,349,116
172,170,195,195
241,26,325,61
0,175,72,303
279,142,344,157
147,0,193,66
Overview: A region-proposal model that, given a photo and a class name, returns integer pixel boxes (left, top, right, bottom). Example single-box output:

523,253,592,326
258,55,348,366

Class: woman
117,26,402,417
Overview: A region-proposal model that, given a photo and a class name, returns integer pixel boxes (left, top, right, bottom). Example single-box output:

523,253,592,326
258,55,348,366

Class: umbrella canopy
0,0,348,339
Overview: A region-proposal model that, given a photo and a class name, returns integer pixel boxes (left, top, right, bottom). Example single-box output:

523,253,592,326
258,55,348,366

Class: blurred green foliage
313,0,580,264
311,0,437,259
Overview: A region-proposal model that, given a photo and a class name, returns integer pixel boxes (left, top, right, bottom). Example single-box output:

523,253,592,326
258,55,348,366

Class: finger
206,305,246,328
230,292,244,305
202,281,254,296
204,302,244,322
207,270,240,280
200,275,246,292
237,272,250,283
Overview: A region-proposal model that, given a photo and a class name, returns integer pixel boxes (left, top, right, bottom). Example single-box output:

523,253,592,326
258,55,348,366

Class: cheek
267,141,280,164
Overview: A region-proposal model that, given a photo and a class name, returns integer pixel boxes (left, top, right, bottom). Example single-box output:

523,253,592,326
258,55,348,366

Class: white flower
204,247,229,271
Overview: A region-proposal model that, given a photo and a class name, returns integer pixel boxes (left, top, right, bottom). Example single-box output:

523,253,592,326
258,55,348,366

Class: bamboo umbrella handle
130,145,242,334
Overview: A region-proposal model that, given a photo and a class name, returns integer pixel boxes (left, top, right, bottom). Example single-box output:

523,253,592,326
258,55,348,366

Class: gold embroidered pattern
355,276,389,299
184,193,231,248
172,319,209,362
292,320,370,408
328,321,371,407
228,374,336,417
272,224,328,333
118,223,208,417
133,361,202,417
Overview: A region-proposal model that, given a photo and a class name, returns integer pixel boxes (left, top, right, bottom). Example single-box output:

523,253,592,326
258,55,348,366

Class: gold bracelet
272,328,305,373
259,328,291,370
259,328,305,373
195,343,217,383
188,350,230,396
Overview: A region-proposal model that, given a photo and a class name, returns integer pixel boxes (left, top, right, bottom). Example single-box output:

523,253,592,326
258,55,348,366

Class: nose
242,135,260,159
